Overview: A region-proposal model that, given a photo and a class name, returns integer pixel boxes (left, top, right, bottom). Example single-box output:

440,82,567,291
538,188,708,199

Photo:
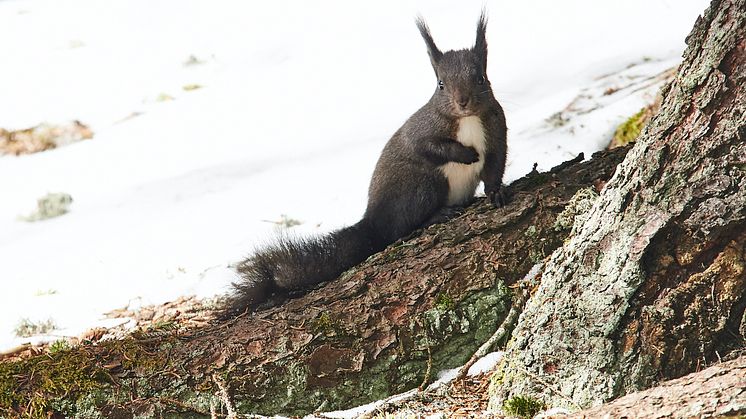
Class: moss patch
435,293,456,311
612,108,646,148
608,99,660,149
503,395,546,418
48,339,72,354
0,330,196,418
0,347,110,417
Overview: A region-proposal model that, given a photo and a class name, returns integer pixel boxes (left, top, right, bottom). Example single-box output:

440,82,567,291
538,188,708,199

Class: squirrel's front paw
487,185,511,208
458,146,480,164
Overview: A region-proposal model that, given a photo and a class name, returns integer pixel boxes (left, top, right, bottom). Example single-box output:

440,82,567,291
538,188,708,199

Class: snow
439,351,505,381
0,0,708,352
320,352,505,418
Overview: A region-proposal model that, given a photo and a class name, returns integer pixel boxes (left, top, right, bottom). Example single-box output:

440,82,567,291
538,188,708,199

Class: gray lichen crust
552,187,599,234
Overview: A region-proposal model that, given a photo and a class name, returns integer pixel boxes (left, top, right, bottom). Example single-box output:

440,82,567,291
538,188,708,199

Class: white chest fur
439,116,487,206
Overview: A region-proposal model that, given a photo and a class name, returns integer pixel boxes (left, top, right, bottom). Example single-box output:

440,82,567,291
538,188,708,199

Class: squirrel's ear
416,16,443,72
474,10,488,72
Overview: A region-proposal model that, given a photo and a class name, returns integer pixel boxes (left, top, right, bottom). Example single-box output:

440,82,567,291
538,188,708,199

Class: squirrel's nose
457,96,469,108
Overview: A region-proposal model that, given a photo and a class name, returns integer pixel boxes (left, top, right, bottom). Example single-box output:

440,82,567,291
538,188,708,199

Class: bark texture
567,354,746,419
0,148,630,418
491,0,746,411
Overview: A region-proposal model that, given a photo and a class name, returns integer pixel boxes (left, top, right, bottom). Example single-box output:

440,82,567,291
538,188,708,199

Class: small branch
320,265,546,419
357,388,421,419
357,264,546,418
453,262,544,382
314,399,329,414
213,373,238,419
0,343,32,358
418,342,433,391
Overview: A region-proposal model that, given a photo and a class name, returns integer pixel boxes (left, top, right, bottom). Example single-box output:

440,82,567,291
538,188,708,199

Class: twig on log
314,399,329,414
453,262,544,383
357,388,421,419
213,373,238,419
0,343,31,358
356,264,546,419
419,342,433,391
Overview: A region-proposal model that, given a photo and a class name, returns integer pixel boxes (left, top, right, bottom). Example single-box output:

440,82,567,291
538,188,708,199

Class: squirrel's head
416,12,491,118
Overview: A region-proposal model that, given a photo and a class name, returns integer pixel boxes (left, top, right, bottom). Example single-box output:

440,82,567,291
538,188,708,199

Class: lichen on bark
490,0,746,412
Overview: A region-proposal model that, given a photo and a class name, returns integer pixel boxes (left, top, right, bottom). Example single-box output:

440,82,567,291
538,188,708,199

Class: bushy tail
218,219,382,319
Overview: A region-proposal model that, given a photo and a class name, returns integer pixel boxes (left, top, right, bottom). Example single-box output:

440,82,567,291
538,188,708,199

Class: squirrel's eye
477,76,485,85
438,80,444,90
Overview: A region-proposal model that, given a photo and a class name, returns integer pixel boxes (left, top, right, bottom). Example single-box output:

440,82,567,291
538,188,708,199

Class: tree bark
490,0,745,412
0,147,630,418
568,354,746,419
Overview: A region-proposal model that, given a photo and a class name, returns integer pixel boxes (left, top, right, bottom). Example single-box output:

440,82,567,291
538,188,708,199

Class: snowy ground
0,0,708,351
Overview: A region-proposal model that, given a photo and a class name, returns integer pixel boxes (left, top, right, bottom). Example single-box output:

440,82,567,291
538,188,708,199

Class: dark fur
219,11,507,318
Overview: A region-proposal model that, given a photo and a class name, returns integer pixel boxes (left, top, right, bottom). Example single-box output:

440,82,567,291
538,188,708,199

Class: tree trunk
490,0,745,412
0,147,629,418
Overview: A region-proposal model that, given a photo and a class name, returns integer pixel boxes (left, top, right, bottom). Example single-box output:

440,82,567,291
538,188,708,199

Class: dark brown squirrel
219,12,508,319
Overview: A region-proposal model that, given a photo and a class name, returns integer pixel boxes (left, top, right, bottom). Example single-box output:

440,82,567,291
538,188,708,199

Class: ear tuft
474,9,488,71
416,15,443,71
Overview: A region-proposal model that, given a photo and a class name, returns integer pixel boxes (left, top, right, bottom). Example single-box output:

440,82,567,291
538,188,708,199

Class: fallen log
0,146,630,418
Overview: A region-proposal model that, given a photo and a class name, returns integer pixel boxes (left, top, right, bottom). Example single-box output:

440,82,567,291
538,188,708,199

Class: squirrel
219,12,507,319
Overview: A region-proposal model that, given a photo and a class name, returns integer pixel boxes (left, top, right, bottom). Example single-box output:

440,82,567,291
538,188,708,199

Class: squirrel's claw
488,186,511,208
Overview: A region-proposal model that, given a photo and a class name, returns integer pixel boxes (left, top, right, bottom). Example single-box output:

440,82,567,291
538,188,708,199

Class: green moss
435,293,455,311
0,348,110,417
524,225,537,238
0,332,191,418
48,339,71,354
503,395,546,418
145,320,177,332
311,312,349,339
314,312,333,332
612,107,647,147
116,339,164,372
486,353,530,413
